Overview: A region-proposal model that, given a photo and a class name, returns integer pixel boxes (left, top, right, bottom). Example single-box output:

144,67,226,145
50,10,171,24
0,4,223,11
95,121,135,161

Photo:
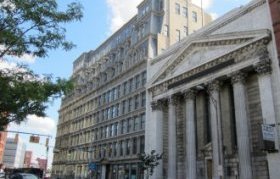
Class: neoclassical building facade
52,0,211,179
146,0,280,179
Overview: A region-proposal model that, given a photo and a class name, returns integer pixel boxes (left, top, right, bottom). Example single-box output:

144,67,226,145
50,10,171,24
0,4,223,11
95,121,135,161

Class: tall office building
0,127,7,163
52,0,211,178
3,137,26,168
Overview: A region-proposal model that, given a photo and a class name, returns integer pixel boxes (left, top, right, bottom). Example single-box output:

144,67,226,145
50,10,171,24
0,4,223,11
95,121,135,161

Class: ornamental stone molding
168,94,181,105
151,99,167,111
254,57,272,75
149,36,271,98
230,71,247,84
183,89,196,100
207,80,221,92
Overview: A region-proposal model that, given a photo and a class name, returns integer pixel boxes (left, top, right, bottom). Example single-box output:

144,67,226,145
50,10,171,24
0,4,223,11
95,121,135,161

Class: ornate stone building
146,0,280,179
52,0,211,178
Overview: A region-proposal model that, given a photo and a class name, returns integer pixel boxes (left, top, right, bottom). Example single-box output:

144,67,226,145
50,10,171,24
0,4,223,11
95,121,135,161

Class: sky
4,0,251,169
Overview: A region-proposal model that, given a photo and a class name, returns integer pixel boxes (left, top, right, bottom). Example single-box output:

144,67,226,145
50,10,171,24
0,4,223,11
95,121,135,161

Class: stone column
208,80,224,179
167,95,179,179
254,58,277,126
101,165,106,179
231,72,253,179
184,90,197,179
150,100,165,179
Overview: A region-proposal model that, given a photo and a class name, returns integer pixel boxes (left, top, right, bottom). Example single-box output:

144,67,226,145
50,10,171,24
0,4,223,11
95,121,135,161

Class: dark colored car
9,173,39,179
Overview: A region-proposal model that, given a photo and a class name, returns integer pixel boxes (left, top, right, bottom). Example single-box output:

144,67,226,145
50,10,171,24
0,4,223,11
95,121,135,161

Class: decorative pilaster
184,90,197,179
208,80,224,179
167,95,180,179
254,58,278,148
231,72,253,179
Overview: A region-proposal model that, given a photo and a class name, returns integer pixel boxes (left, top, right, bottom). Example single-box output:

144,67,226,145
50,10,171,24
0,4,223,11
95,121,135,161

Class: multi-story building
52,0,211,178
146,0,280,179
37,158,48,172
3,137,26,168
24,151,32,168
0,127,7,163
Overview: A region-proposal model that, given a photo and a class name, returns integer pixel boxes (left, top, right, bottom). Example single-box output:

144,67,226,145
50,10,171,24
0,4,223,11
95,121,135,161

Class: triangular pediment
149,29,270,86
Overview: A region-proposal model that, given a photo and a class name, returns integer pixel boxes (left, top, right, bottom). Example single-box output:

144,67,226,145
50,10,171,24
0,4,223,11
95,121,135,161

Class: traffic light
29,135,40,143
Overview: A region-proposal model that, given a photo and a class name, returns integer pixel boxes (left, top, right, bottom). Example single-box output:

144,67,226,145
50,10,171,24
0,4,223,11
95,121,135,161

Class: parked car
9,173,39,179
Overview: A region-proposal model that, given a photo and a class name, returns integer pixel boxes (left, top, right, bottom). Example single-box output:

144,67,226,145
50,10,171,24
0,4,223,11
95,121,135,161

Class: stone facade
52,0,211,179
146,0,280,179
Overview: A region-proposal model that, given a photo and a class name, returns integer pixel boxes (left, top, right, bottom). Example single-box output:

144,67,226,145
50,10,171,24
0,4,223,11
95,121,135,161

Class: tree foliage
0,0,83,58
0,68,73,129
138,150,163,178
0,0,83,129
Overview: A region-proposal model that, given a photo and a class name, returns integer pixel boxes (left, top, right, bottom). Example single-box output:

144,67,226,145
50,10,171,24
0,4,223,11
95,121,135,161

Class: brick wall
268,0,280,61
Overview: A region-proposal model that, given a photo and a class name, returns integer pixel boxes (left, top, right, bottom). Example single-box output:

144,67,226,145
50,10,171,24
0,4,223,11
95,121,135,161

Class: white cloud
106,0,142,33
210,12,219,20
0,60,17,70
191,0,213,9
8,115,56,135
13,53,36,63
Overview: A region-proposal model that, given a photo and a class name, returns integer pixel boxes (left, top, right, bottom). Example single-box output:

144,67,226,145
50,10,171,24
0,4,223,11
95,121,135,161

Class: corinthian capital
168,94,181,105
207,80,221,91
183,89,196,100
254,58,272,75
230,71,247,84
151,99,167,111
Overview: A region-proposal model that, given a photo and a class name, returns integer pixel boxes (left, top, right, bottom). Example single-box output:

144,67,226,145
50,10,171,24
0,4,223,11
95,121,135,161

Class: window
117,85,121,98
192,11,197,22
184,26,188,36
114,123,118,136
140,136,145,153
120,141,124,156
133,138,137,154
123,82,127,95
128,98,132,112
129,78,133,92
135,75,140,89
163,25,169,36
140,113,145,130
175,3,180,14
182,7,188,17
126,139,130,155
176,29,181,42
142,71,147,86
122,100,126,114
128,118,133,132
141,92,146,107
135,95,139,109
134,116,139,131
100,127,103,139
116,103,119,117
114,142,117,156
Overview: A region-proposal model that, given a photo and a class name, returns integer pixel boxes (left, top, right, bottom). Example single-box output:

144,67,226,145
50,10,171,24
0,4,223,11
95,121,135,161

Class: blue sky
6,0,251,168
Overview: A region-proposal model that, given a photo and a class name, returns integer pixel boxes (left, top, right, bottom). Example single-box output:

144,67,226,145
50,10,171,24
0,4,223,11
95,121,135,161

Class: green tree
138,150,163,179
0,0,83,129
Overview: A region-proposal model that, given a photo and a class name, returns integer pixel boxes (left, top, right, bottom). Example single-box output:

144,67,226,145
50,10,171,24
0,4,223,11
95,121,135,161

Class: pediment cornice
148,33,271,97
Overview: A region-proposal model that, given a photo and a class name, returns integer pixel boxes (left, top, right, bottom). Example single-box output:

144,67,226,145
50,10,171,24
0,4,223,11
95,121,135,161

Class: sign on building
262,124,276,151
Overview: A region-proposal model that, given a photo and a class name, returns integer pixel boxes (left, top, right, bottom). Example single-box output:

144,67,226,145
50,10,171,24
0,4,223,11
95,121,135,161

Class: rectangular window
140,113,145,130
176,29,181,42
140,136,145,153
128,98,132,112
122,100,126,114
175,3,180,14
141,92,146,107
184,26,188,36
192,11,197,22
134,95,139,109
163,25,169,36
114,123,118,136
120,141,123,156
123,82,127,95
117,85,121,98
126,139,130,155
142,71,147,86
134,116,139,131
182,7,188,17
129,78,133,92
135,75,140,89
133,138,137,155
